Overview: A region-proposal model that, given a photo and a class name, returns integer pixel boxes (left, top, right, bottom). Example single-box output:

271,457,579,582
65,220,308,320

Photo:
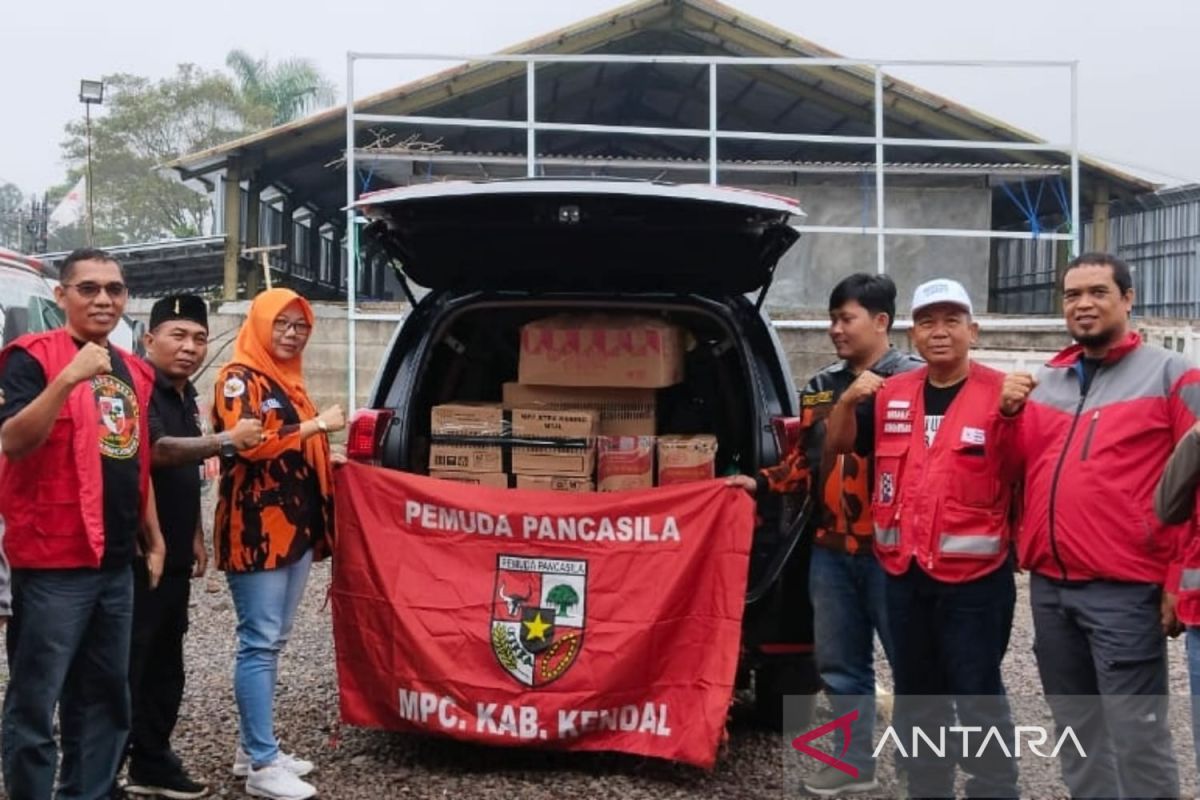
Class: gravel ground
1,553,1196,798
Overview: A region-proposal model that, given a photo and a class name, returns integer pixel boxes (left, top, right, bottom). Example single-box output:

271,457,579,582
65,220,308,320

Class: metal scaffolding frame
343,52,1081,404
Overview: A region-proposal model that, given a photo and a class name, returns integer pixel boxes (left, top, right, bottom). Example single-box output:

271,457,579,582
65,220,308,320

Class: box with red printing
597,435,655,492
518,314,684,388
657,435,718,486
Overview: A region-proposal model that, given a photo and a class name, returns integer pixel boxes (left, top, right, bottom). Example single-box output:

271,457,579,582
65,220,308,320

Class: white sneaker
233,748,315,778
245,763,317,800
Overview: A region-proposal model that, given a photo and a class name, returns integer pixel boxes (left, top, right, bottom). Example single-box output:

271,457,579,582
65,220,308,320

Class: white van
0,248,142,352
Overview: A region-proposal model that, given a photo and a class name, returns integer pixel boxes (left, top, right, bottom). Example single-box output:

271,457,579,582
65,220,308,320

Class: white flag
48,176,86,230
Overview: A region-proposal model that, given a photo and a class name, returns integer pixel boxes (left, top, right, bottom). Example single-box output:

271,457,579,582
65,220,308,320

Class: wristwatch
217,432,237,459
316,418,329,434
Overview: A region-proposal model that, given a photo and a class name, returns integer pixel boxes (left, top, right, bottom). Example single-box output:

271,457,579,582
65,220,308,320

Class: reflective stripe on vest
1181,569,1200,591
875,525,900,547
939,533,1002,556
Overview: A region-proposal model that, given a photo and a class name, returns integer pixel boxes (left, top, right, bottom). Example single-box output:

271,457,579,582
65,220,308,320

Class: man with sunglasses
0,248,166,800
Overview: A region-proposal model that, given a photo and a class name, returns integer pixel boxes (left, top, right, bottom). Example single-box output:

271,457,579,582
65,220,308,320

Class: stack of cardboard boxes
429,313,718,491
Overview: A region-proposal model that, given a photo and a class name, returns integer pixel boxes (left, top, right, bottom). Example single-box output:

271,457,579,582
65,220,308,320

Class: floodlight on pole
79,79,104,246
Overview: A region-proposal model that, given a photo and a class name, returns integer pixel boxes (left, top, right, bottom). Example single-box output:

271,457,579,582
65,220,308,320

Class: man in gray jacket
1155,419,1200,774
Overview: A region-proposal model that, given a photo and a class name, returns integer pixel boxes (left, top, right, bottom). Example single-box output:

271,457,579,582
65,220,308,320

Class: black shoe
125,770,209,799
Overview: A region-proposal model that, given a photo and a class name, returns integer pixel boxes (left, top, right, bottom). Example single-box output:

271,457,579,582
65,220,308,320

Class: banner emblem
491,555,587,687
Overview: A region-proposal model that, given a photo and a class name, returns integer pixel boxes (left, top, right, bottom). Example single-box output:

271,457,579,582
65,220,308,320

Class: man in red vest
1156,418,1200,777
828,278,1019,798
0,248,165,800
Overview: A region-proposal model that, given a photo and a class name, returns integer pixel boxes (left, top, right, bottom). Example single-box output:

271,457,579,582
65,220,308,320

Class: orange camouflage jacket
759,349,922,554
212,366,333,573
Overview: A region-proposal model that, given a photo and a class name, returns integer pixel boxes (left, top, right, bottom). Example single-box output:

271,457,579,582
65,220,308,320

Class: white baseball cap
911,278,973,317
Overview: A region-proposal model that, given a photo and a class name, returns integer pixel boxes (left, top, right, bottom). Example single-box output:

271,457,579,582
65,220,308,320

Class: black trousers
126,565,191,781
887,563,1019,799
1030,574,1178,799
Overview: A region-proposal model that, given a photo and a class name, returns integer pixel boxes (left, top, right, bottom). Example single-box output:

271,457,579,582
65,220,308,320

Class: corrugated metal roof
162,0,1153,211
353,147,1070,172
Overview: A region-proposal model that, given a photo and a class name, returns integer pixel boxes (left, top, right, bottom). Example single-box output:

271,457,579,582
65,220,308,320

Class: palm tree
226,49,337,125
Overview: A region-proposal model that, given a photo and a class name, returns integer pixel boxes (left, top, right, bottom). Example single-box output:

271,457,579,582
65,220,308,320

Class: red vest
0,329,153,569
871,362,1014,583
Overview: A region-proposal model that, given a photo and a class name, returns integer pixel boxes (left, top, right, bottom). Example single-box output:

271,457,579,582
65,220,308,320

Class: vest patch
802,390,834,407
961,426,986,446
223,376,246,398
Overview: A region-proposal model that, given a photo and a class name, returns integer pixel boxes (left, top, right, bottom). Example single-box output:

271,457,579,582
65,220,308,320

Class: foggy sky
3,0,1196,196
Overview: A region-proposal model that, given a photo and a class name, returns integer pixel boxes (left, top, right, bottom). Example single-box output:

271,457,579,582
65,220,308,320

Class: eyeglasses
64,281,128,299
272,318,312,336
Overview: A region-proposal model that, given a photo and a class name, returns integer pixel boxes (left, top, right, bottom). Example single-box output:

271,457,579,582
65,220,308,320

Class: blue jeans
809,546,894,774
2,566,133,800
226,550,312,769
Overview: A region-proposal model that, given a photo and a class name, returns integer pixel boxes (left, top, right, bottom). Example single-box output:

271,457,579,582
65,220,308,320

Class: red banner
332,462,755,768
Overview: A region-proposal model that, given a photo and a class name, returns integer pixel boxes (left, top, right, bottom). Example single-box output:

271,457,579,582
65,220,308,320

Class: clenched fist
841,370,886,406
62,342,111,386
318,404,347,433
229,417,264,450
1000,372,1037,417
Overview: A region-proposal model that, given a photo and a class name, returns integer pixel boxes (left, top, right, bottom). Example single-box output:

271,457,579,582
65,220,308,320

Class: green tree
57,66,273,245
225,49,337,125
545,584,580,616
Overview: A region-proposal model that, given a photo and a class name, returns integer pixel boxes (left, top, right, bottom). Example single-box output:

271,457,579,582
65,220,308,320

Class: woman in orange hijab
212,288,344,800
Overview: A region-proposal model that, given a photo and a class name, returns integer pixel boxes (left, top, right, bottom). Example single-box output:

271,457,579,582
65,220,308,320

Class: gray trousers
1030,574,1179,799
2,566,133,800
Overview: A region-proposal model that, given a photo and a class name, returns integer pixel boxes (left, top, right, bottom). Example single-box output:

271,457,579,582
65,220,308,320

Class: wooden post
221,159,242,300
1091,182,1111,253
244,181,262,296
242,245,287,293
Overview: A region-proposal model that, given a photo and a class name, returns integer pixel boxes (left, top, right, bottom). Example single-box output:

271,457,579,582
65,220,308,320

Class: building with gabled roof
137,0,1151,309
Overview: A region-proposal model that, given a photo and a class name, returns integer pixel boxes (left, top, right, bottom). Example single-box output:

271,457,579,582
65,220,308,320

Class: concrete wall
756,182,993,314
775,322,1072,385
128,300,400,428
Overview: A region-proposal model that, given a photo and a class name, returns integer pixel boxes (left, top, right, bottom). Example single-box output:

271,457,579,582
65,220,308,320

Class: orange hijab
230,288,331,497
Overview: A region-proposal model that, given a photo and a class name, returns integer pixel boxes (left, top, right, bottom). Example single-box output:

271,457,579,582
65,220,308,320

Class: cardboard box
598,435,655,492
519,314,684,388
430,403,507,436
502,383,655,437
515,475,595,493
657,434,718,486
511,445,595,477
428,445,503,473
511,408,598,440
429,471,510,488
429,403,506,473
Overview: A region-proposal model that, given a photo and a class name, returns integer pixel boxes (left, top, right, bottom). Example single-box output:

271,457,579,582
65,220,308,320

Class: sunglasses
63,282,128,299
272,318,312,336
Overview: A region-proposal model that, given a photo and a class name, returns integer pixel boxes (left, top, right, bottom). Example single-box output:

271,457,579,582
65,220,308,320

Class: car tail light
771,415,802,456
347,409,393,463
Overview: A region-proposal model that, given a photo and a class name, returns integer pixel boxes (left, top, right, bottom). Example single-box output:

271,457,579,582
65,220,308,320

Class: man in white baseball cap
828,276,1019,796
910,277,974,318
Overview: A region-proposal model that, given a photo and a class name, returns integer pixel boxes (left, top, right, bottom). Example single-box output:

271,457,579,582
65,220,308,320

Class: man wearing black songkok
120,295,261,798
